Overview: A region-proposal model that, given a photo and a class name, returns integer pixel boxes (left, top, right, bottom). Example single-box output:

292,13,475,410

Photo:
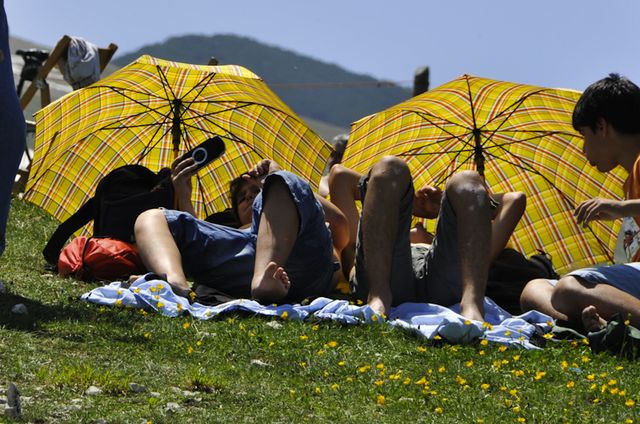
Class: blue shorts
548,263,640,299
163,171,337,302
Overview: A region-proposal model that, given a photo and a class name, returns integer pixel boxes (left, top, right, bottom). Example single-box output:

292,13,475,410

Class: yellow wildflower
498,346,507,352
438,366,446,373
358,365,370,373
376,363,385,370
281,311,289,320
513,406,521,413
374,380,384,386
338,361,345,367
464,319,471,325
327,340,338,348
455,375,467,385
479,350,485,356
187,346,194,354
317,349,325,356
331,384,339,391
434,407,443,414
465,360,474,367
480,383,490,391
299,335,308,341
311,324,320,331
587,374,595,381
403,378,411,385
480,339,489,346
418,346,427,352
513,354,521,361
314,387,321,394
534,371,546,380
376,394,385,405
566,381,575,389
626,399,635,407
182,322,190,330
156,302,164,309
196,340,203,347
517,418,526,423
299,362,307,368
115,299,123,307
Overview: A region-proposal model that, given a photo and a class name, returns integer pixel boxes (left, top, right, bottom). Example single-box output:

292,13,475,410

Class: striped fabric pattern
343,74,626,274
25,55,331,231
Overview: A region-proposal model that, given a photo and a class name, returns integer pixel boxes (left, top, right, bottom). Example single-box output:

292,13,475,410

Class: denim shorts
164,171,337,302
350,174,463,307
548,263,640,299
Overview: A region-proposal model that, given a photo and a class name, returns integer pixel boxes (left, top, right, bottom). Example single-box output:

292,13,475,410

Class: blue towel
81,274,553,349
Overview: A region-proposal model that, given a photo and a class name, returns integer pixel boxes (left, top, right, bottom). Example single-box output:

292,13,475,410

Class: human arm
171,153,199,216
574,198,640,226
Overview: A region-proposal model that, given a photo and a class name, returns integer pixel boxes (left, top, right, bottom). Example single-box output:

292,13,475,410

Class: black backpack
43,165,174,265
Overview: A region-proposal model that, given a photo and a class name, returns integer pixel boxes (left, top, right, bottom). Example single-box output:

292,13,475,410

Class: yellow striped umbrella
343,74,626,274
25,55,331,230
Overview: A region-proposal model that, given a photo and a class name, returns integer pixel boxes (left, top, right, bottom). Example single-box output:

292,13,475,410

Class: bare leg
360,157,412,315
328,164,362,279
520,278,569,321
134,209,191,296
445,171,492,322
489,192,526,262
251,178,299,302
551,275,640,329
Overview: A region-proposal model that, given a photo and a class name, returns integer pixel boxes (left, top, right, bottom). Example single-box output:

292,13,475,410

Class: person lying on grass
327,156,526,321
520,73,640,333
133,155,349,304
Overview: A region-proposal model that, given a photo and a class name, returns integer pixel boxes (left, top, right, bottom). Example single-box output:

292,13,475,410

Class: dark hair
229,176,248,220
572,73,640,134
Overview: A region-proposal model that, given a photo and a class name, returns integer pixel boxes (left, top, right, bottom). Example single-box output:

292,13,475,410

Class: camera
188,136,225,170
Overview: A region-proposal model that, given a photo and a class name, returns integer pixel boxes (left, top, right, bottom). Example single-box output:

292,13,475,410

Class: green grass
1,198,639,423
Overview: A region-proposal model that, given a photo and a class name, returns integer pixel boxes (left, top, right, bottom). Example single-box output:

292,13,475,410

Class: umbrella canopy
25,55,331,229
343,74,626,274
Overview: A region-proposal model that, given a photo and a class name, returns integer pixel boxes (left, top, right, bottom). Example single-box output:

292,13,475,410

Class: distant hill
114,34,412,128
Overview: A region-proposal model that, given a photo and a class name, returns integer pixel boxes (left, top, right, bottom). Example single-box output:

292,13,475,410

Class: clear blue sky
5,0,640,91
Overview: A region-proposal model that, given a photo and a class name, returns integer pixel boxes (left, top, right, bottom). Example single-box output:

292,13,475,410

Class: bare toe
582,305,606,332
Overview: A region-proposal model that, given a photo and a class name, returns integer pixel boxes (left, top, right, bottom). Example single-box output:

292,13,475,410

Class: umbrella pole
171,99,182,159
171,99,182,209
473,128,485,178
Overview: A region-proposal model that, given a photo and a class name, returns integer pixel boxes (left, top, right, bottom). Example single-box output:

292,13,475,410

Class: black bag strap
42,198,95,265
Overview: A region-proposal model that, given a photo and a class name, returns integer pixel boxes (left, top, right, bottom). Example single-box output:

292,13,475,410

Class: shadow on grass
0,290,142,336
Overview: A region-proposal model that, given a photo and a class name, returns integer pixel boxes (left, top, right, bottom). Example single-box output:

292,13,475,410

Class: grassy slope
0,198,638,423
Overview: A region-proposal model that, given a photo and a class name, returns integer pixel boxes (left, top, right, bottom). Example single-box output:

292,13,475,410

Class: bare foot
459,303,484,323
252,262,291,301
582,305,606,332
368,296,389,317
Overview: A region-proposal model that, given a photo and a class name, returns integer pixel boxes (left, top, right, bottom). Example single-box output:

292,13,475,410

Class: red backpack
58,236,146,281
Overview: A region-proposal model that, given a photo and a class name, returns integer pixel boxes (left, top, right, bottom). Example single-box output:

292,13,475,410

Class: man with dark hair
521,73,640,332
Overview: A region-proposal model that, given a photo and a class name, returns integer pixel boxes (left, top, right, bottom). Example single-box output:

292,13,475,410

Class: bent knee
134,208,166,234
520,278,552,311
445,171,488,208
369,156,411,185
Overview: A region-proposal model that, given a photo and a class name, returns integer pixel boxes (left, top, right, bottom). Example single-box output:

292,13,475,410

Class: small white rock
10,303,27,315
149,392,161,398
129,383,147,393
85,386,102,396
165,402,180,413
250,359,272,367
265,321,283,329
181,390,197,397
